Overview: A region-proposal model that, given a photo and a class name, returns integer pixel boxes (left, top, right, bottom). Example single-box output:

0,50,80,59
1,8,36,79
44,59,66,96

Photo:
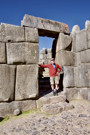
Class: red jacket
39,63,61,77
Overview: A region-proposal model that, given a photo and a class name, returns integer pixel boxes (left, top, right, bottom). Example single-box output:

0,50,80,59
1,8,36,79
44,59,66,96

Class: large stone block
15,65,38,100
72,29,88,52
74,52,81,66
21,15,69,37
85,20,90,29
63,66,74,88
80,49,90,63
25,27,38,42
71,25,80,34
64,88,90,101
0,65,15,102
55,50,74,66
74,64,90,87
0,42,6,63
87,28,90,49
0,23,24,42
7,42,39,64
56,33,72,52
0,100,36,117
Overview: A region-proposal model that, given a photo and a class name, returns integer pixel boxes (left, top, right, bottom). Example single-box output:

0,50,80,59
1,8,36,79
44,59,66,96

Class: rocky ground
0,96,90,135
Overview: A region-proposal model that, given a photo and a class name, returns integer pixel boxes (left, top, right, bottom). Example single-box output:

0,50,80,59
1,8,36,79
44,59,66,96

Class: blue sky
0,0,90,52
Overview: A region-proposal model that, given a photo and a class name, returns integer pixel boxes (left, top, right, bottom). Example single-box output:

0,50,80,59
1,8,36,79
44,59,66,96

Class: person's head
51,58,55,64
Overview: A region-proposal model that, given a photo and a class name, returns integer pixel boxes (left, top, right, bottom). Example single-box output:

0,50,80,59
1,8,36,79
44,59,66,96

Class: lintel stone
21,14,69,37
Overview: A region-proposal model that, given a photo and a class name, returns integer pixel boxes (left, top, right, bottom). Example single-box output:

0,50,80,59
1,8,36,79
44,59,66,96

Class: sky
0,0,90,52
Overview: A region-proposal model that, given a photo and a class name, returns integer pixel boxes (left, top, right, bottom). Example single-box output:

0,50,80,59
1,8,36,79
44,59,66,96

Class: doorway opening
38,33,63,97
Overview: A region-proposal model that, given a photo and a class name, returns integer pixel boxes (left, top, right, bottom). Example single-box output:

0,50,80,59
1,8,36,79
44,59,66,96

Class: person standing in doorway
38,58,61,96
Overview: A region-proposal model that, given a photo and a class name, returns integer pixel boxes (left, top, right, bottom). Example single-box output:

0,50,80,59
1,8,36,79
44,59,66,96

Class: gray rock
63,88,79,101
0,65,15,102
13,109,21,116
0,102,19,117
56,33,72,52
63,66,74,88
72,29,88,52
55,50,74,66
74,64,90,87
88,40,90,49
15,65,38,100
85,20,90,29
64,87,90,101
71,25,80,34
18,100,37,112
25,27,38,42
80,49,90,63
41,102,74,115
0,100,37,117
0,23,24,42
6,42,39,64
37,94,66,108
0,42,6,63
73,52,81,66
21,14,69,37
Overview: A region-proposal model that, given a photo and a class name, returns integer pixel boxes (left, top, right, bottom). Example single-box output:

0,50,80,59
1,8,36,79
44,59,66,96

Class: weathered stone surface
0,65,15,102
41,102,74,115
64,88,79,101
72,29,88,52
0,42,6,63
85,20,90,29
63,66,74,88
74,52,81,66
64,88,90,101
80,49,90,63
74,64,90,87
56,33,72,52
55,50,74,66
71,25,80,34
87,28,90,49
0,23,24,42
79,88,90,100
88,39,90,49
18,100,37,112
7,42,39,64
37,94,66,108
15,65,38,100
0,100,36,117
25,27,38,42
21,14,69,37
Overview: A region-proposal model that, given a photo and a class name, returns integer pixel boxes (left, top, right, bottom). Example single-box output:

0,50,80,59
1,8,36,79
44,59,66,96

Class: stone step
41,102,74,115
37,92,66,108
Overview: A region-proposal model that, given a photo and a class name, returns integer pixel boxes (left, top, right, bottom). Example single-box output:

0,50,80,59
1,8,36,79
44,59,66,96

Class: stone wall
0,14,68,116
0,23,39,116
55,21,90,101
0,14,89,117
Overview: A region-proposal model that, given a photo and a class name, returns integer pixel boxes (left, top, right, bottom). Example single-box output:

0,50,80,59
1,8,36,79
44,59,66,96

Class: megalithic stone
0,23,24,42
21,14,69,37
15,65,38,100
0,65,16,102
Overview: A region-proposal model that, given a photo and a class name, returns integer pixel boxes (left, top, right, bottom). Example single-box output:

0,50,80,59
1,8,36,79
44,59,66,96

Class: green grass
0,116,9,125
